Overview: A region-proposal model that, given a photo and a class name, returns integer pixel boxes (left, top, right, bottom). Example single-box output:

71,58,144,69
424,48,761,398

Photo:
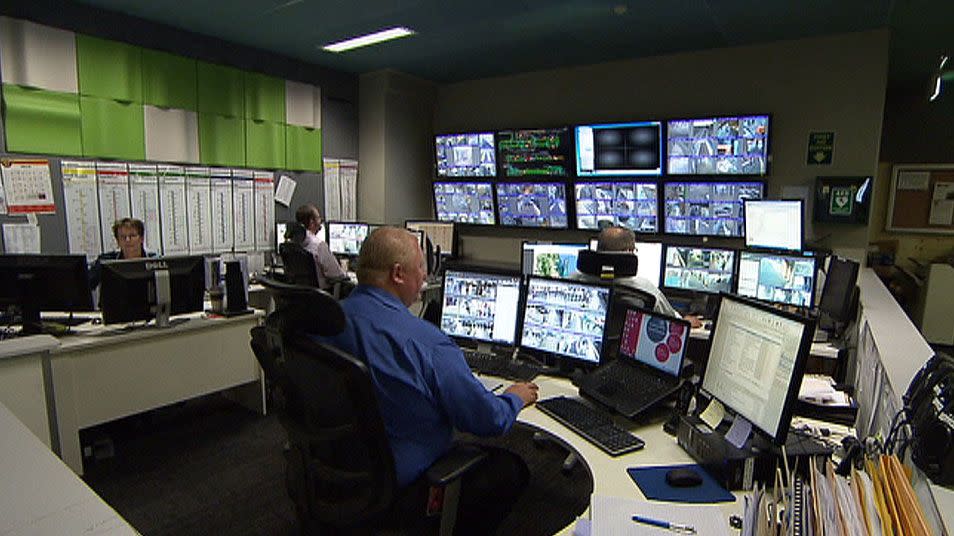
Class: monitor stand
475,342,493,355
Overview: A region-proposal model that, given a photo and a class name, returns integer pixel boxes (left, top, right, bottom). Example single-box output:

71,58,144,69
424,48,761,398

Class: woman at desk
88,218,156,290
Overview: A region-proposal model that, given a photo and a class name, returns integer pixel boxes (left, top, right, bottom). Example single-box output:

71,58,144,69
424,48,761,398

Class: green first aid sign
829,186,854,215
807,132,834,165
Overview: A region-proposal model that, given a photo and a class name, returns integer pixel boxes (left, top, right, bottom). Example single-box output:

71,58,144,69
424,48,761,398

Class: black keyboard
536,396,645,456
463,350,542,382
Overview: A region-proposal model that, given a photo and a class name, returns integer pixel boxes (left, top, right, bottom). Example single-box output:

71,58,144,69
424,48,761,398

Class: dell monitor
737,251,817,308
435,132,497,177
99,256,205,326
818,256,860,333
663,180,764,237
575,181,658,233
744,199,804,251
327,222,370,256
666,114,770,176
497,127,572,177
814,176,872,224
432,181,496,225
574,121,662,176
496,182,569,228
0,254,94,334
405,220,455,257
661,246,736,294
520,277,611,367
520,241,587,279
702,294,815,444
440,269,522,349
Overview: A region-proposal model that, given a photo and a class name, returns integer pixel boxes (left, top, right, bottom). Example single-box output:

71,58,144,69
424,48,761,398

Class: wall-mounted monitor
574,121,662,176
666,114,770,176
575,181,658,233
433,181,496,225
661,245,736,294
521,241,587,279
497,127,572,177
327,222,370,256
435,132,497,177
813,176,872,224
737,250,817,307
743,199,803,252
663,180,764,237
496,181,568,228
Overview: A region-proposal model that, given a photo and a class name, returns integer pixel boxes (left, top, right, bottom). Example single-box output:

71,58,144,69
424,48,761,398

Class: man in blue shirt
319,226,538,533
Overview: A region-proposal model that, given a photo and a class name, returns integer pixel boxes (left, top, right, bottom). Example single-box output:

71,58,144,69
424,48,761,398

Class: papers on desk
590,495,730,535
799,375,851,406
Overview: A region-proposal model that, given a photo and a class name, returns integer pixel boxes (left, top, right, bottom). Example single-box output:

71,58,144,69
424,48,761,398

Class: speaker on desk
224,260,250,314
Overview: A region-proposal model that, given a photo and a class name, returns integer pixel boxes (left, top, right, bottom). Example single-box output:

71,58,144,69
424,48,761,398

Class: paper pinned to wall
231,169,256,251
210,168,234,254
897,171,930,191
1,158,56,214
339,159,358,221
323,158,341,220
253,171,275,250
185,167,213,255
61,160,101,259
128,163,161,254
274,174,296,207
2,223,41,253
0,175,7,214
158,165,189,256
929,182,954,225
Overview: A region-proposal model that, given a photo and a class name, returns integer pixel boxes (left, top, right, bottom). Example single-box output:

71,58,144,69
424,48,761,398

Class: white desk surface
0,401,138,535
0,334,60,360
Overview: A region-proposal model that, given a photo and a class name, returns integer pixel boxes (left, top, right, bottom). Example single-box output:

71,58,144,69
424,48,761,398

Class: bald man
317,227,537,532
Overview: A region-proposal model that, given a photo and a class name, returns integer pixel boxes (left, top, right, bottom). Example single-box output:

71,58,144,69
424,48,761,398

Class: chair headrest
576,249,638,278
257,276,345,336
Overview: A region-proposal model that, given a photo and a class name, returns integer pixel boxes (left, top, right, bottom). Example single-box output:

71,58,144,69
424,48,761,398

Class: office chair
250,276,487,535
279,224,354,299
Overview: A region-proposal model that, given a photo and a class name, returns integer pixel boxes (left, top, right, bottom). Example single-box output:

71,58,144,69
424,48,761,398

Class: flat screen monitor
618,308,689,377
634,241,663,287
661,246,736,294
813,176,872,224
99,256,205,325
520,241,587,278
702,294,814,444
818,256,860,324
0,254,94,333
520,277,611,365
743,199,803,251
574,181,658,233
496,182,568,228
666,114,770,175
737,251,817,307
433,181,496,225
327,222,370,256
497,127,572,177
405,220,455,257
435,132,497,177
574,121,662,176
663,181,764,237
440,269,522,346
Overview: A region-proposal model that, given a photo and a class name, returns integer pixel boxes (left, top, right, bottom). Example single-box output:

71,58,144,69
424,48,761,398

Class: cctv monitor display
667,114,770,175
433,181,496,225
661,246,736,294
574,121,662,176
327,222,370,256
575,181,658,233
435,132,497,177
737,251,817,307
521,241,587,279
743,199,803,251
521,277,611,365
497,127,572,177
440,269,522,346
496,182,568,228
663,181,764,237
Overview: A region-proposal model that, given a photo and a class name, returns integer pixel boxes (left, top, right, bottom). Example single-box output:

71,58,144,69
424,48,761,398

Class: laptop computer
579,307,690,418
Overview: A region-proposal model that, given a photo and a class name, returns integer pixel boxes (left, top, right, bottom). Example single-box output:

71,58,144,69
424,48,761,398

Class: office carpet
82,395,593,536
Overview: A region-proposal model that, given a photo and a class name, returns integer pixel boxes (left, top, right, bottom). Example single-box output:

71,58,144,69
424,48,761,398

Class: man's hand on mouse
505,382,539,407
684,314,703,329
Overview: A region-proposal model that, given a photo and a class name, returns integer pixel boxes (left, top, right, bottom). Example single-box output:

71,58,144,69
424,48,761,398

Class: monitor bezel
659,244,738,295
433,131,498,179
736,249,819,309
661,179,766,238
519,240,588,277
813,175,873,225
494,180,571,229
495,125,574,179
573,120,663,177
664,113,772,177
742,198,805,252
573,179,661,234
99,255,205,325
324,220,371,257
404,219,458,258
431,180,498,226
439,266,525,347
701,292,815,444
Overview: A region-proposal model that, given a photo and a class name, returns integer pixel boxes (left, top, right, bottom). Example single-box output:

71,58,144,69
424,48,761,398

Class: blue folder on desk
627,464,735,503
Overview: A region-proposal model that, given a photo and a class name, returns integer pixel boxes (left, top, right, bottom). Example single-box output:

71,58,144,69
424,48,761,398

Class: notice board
887,164,954,234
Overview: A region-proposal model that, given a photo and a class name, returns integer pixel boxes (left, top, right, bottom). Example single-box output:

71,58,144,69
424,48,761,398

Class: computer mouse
665,468,703,488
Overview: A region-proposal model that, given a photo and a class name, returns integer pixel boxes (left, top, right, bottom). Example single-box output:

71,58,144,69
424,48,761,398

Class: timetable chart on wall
737,251,816,307
185,167,213,255
663,181,763,237
95,162,132,249
440,271,521,345
662,246,736,294
61,161,102,259
232,170,256,251
435,132,497,177
496,182,568,228
253,171,275,251
210,168,234,254
433,181,495,224
497,127,572,177
128,164,161,254
521,278,610,364
158,165,189,255
575,181,658,232
666,115,769,175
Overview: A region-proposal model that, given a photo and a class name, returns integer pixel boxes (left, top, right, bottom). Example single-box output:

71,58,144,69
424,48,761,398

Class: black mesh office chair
279,223,354,299
250,276,487,535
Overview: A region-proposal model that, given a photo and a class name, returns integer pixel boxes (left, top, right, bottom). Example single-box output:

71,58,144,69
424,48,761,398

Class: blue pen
631,515,696,534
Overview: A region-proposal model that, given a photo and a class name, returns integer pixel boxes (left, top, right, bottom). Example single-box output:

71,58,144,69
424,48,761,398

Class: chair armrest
424,445,488,486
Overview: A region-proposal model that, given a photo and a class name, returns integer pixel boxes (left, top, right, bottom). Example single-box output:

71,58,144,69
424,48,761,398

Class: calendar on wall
0,159,56,214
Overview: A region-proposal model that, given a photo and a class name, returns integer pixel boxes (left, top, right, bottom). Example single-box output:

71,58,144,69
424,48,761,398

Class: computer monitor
574,181,658,233
440,269,522,348
743,199,804,251
634,241,663,287
661,246,736,294
405,220,456,257
326,222,370,256
702,294,814,444
818,256,860,327
497,127,572,177
432,181,496,225
435,132,497,177
99,256,205,326
520,241,587,278
666,114,770,176
520,277,611,366
663,180,764,237
496,182,568,228
275,222,288,247
737,251,817,307
574,121,662,176
813,176,872,224
0,254,94,334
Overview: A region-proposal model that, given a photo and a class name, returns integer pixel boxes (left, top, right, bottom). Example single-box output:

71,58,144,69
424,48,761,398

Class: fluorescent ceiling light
322,27,415,53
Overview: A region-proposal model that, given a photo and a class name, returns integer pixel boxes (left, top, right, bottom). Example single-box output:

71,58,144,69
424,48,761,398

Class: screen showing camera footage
667,115,769,175
435,132,497,177
663,181,764,237
521,278,610,364
521,242,587,279
575,121,662,176
662,246,736,294
575,181,658,232
737,251,816,307
433,181,496,225
440,270,522,345
328,223,369,256
496,182,568,228
497,127,572,177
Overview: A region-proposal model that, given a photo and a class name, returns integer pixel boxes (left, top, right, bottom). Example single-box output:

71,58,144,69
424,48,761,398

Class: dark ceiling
72,0,952,88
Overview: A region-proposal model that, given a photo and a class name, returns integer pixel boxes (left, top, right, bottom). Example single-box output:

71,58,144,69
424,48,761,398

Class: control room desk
50,311,265,475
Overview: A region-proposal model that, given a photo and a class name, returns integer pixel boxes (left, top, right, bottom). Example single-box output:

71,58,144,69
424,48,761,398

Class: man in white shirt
295,204,347,291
